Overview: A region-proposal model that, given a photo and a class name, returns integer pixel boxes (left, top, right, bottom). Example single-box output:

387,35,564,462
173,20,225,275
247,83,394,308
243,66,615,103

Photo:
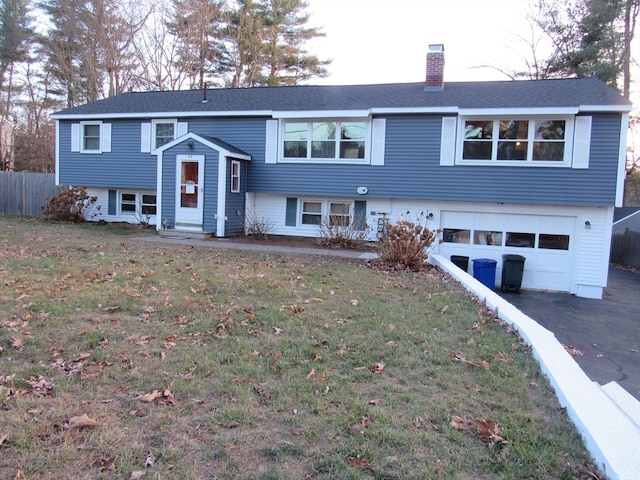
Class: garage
438,211,576,292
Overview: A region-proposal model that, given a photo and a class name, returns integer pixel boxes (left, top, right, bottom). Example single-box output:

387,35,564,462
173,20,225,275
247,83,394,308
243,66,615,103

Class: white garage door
439,211,576,292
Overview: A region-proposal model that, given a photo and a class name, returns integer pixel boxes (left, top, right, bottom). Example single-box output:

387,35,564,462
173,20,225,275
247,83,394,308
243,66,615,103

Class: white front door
175,155,204,230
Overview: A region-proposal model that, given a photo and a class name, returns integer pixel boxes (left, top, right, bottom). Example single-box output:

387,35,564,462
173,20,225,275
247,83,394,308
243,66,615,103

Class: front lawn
0,217,600,479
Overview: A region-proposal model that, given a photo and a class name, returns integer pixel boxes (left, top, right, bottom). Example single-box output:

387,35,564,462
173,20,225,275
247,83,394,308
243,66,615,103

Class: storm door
175,155,204,229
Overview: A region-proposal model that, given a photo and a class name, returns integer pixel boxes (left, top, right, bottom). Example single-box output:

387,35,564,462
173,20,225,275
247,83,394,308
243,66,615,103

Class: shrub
317,212,369,249
376,220,440,271
245,212,275,240
42,186,99,223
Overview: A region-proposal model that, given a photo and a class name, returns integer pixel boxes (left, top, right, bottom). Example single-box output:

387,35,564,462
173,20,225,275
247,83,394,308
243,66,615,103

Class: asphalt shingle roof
52,77,631,118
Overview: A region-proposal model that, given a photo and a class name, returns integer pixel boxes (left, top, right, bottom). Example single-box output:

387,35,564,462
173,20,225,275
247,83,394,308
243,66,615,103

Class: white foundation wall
248,193,613,298
85,187,158,226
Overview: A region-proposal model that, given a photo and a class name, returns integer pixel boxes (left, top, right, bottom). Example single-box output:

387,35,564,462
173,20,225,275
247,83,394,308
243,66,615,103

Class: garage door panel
441,211,575,293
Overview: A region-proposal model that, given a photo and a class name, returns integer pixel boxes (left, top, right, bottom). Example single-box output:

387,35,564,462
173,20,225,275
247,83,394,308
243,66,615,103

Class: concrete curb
431,254,640,480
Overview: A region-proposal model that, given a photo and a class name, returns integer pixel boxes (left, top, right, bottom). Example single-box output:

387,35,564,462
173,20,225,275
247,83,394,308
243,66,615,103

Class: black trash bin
501,254,525,293
450,255,469,272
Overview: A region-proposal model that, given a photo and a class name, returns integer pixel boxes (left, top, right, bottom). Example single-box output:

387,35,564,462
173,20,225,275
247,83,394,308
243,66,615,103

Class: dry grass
0,216,602,480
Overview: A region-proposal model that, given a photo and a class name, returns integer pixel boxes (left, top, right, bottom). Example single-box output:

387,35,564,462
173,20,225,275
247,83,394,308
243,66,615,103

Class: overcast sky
304,0,540,85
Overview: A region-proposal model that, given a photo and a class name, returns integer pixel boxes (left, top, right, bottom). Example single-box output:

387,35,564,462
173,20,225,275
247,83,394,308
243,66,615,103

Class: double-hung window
82,123,102,152
119,192,157,216
153,120,176,150
231,161,240,193
300,200,353,227
461,117,570,165
283,120,367,163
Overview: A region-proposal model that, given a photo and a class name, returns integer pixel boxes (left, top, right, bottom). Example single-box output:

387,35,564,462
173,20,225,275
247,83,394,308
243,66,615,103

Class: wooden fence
0,171,57,218
610,229,640,269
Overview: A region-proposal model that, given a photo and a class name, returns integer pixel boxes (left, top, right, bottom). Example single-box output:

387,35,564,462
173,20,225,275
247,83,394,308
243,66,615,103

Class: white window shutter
370,118,386,166
572,116,592,169
177,122,188,137
101,123,112,153
141,123,151,152
265,120,278,164
71,124,80,152
440,117,457,166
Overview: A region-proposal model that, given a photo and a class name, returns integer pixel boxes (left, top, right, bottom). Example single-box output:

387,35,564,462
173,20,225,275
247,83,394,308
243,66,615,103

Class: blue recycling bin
472,258,497,289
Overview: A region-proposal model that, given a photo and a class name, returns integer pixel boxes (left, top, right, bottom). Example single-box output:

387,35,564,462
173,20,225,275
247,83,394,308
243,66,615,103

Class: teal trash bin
501,254,525,293
472,258,497,289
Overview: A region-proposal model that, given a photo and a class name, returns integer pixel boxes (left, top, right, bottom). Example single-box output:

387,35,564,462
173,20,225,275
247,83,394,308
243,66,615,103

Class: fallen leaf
306,368,316,379
14,470,27,480
273,327,284,336
291,428,302,435
473,419,506,445
10,337,24,349
0,433,7,446
347,455,374,474
68,413,100,429
219,421,240,428
350,299,359,306
562,344,584,356
492,352,514,363
450,415,473,430
90,456,117,471
128,471,146,480
370,362,386,374
138,390,162,403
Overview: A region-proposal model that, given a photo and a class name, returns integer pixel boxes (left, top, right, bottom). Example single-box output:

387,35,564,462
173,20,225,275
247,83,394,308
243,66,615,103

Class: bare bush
376,220,440,271
245,212,275,239
41,185,100,223
317,212,369,249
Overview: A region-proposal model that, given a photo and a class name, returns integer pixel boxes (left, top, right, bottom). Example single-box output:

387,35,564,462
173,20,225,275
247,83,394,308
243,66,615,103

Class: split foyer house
51,45,632,299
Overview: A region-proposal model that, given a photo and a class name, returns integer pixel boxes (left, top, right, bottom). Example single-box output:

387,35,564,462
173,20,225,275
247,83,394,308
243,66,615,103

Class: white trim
615,113,629,207
459,107,580,116
175,154,205,230
457,116,574,167
79,121,104,154
230,160,241,193
55,120,60,185
156,149,163,230
279,118,370,165
50,104,631,122
579,104,633,113
273,110,371,119
151,118,177,153
156,132,251,160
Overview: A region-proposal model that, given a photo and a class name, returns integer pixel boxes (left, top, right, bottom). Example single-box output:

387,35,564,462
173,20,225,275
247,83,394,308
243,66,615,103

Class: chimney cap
428,44,444,53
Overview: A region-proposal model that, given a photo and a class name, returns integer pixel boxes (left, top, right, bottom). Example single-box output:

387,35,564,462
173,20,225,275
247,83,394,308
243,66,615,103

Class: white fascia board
459,107,579,116
579,104,633,113
615,113,630,207
155,131,252,161
371,107,459,114
50,110,274,120
271,110,371,119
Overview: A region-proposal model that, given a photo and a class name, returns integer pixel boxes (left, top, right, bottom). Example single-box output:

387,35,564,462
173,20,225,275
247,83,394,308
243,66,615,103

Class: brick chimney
425,44,445,91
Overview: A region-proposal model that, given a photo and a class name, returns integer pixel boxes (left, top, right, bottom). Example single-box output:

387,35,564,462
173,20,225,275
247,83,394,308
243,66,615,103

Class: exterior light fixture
585,221,591,229
186,142,194,151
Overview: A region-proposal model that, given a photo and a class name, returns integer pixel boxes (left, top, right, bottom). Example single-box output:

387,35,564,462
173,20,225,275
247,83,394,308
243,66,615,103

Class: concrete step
598,381,640,430
158,229,214,241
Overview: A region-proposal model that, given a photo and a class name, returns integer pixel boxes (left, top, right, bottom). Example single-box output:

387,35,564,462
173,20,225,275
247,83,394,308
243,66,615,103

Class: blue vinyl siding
224,159,248,236
248,114,621,206
58,120,157,189
59,113,622,210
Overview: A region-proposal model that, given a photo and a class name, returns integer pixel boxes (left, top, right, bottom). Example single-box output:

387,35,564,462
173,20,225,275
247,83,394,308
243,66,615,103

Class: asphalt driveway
504,266,640,401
